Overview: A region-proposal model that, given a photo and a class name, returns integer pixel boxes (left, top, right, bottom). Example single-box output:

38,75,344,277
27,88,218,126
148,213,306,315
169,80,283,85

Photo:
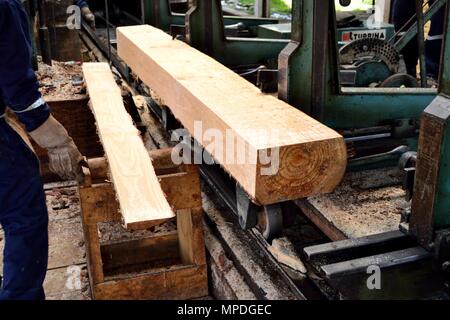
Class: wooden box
79,148,208,300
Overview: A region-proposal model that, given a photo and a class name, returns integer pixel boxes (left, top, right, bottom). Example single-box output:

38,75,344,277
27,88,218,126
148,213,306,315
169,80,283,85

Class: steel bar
304,230,414,266
321,246,431,279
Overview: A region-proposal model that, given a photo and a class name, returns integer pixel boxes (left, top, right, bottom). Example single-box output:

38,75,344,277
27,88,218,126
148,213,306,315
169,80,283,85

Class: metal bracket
236,183,259,230
392,118,420,139
435,230,450,275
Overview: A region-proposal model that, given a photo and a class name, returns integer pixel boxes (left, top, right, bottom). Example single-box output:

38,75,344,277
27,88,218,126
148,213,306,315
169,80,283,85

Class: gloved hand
81,6,96,29
29,115,84,182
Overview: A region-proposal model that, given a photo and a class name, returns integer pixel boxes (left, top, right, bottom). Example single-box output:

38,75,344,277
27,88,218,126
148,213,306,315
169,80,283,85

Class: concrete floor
0,184,90,300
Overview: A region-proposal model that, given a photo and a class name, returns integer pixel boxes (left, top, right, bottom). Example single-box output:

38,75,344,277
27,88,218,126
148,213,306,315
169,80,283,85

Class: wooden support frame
79,148,208,300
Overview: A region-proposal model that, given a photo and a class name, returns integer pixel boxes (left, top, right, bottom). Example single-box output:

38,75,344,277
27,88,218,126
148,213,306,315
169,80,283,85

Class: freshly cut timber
117,25,347,205
82,62,174,229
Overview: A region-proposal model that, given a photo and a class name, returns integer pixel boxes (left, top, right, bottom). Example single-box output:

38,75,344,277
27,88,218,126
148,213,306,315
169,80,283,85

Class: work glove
81,6,96,29
29,115,84,182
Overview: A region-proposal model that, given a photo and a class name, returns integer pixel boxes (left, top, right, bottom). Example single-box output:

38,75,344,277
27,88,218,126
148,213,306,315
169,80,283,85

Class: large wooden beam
82,62,174,229
117,25,347,205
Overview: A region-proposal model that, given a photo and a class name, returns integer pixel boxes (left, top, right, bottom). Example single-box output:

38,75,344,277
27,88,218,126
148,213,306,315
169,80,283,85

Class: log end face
254,137,347,204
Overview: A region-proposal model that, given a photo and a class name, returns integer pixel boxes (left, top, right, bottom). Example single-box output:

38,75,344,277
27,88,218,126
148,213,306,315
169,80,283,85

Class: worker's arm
0,0,50,130
74,0,95,28
73,0,88,7
0,0,84,181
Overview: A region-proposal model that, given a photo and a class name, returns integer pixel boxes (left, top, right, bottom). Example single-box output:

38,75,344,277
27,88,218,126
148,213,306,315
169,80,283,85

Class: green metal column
278,0,311,111
410,0,450,247
185,0,226,57
186,0,287,66
143,0,185,31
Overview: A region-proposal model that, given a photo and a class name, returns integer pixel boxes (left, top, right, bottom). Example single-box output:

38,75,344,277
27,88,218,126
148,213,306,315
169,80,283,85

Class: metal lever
348,145,410,168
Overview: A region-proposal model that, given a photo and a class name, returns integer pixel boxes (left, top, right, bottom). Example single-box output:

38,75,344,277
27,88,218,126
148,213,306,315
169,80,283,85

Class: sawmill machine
137,0,429,242
78,1,450,298
77,0,443,241
175,0,438,171
81,0,444,89
301,1,450,298
150,4,450,297
141,0,280,37
171,0,449,246
89,0,402,85
160,0,443,88
87,0,279,38
277,0,440,170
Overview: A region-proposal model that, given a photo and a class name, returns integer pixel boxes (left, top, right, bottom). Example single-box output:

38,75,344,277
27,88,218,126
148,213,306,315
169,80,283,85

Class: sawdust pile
308,167,410,238
37,58,85,101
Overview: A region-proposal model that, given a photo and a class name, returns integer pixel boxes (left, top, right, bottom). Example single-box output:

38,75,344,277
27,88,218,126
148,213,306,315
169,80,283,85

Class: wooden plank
117,25,347,205
85,159,202,211
82,62,174,229
176,208,206,266
82,223,104,286
101,232,180,273
79,184,121,225
159,171,202,210
93,265,208,300
177,209,195,264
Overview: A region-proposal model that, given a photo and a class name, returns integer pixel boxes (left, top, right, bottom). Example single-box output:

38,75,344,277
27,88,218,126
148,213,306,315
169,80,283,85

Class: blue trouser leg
0,114,48,300
425,39,442,79
425,1,445,79
392,0,419,76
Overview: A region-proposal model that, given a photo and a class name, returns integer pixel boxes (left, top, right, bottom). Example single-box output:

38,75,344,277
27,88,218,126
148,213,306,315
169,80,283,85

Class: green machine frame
182,0,438,166
142,0,280,35
276,0,440,170
279,0,437,131
142,0,185,30
185,0,288,66
183,0,437,132
134,1,450,269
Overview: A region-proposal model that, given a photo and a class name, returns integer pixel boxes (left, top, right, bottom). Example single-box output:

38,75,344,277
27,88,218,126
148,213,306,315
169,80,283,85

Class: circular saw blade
340,38,400,74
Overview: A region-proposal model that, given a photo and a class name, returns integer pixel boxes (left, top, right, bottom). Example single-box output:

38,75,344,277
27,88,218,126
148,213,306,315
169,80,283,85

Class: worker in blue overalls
0,0,85,300
392,0,445,79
